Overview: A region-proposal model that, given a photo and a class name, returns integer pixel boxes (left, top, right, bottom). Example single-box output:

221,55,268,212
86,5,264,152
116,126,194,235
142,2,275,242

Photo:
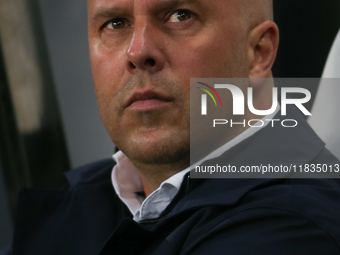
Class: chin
120,131,190,165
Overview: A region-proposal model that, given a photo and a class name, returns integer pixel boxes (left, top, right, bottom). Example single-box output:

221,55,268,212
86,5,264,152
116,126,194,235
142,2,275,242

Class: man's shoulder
168,145,340,254
173,175,340,254
10,158,126,255
63,158,115,189
186,203,340,254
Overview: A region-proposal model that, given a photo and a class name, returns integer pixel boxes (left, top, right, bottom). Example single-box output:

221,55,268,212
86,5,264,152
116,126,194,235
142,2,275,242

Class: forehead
87,0,246,28
88,0,240,14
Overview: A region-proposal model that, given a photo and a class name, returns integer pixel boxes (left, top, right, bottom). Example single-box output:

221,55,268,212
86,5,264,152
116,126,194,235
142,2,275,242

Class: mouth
125,90,173,111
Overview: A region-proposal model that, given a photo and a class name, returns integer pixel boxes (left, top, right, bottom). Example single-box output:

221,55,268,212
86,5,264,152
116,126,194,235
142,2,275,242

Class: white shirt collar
112,152,190,221
112,106,280,222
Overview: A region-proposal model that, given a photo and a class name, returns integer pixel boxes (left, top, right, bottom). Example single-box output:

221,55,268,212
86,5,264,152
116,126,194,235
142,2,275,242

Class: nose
126,21,165,74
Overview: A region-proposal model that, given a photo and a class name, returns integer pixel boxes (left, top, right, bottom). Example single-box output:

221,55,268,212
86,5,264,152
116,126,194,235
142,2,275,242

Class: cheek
91,51,126,129
92,52,124,89
174,24,248,79
172,36,235,80
91,48,128,109
90,36,128,80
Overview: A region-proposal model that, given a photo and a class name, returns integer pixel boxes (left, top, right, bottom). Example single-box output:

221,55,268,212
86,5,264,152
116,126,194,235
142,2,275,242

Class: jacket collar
167,105,325,216
63,106,325,218
64,158,115,189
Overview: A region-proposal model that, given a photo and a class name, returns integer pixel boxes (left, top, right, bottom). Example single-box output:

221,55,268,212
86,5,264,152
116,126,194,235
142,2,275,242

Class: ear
248,21,279,81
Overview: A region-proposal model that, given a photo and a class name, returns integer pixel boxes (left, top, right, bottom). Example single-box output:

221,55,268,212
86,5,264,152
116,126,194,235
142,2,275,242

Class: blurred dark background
0,0,339,250
273,0,340,110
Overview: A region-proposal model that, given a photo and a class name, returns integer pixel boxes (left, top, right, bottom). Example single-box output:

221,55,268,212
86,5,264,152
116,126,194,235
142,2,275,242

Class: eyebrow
90,0,199,24
152,0,198,11
91,7,125,23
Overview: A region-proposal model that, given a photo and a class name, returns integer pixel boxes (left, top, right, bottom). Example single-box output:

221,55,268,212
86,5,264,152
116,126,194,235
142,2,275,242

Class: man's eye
106,19,126,29
168,10,192,23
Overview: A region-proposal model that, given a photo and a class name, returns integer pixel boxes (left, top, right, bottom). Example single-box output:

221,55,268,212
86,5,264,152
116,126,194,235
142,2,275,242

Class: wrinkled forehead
88,0,272,26
87,0,249,15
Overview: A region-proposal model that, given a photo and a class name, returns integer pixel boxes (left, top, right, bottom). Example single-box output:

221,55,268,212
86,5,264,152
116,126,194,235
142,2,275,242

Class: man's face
88,0,249,166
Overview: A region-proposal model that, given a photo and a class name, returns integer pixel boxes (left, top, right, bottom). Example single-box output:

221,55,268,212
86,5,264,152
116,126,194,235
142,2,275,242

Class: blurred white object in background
308,29,340,159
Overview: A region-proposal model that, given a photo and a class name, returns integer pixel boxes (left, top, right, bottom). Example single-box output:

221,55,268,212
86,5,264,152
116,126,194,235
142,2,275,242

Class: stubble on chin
96,74,191,166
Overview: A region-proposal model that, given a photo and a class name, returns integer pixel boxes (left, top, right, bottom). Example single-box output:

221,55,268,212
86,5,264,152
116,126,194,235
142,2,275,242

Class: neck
131,77,274,197
131,154,190,197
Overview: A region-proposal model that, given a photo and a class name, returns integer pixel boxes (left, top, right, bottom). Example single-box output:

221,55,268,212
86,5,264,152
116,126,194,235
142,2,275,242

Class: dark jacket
4,108,340,255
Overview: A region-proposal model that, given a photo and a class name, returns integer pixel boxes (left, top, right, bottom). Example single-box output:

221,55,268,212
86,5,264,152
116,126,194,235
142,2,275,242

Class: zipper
184,174,190,195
